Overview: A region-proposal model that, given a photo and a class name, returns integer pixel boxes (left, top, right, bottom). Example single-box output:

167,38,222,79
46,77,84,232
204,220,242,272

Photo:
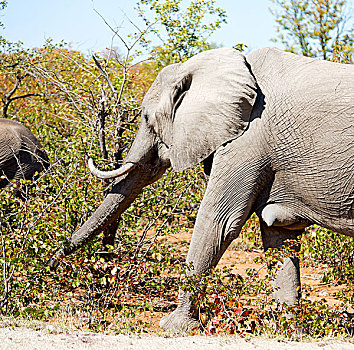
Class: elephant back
0,118,49,187
246,47,354,100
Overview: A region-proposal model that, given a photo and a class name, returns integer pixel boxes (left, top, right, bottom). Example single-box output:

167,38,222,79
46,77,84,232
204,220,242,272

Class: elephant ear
143,48,258,173
169,49,258,172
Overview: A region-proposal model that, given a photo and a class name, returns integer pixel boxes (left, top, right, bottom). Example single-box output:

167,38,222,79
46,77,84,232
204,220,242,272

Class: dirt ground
2,228,353,349
133,228,352,333
169,229,348,307
1,324,354,350
63,227,350,335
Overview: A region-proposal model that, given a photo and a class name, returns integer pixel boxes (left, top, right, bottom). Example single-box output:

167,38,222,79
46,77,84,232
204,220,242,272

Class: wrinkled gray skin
0,118,50,189
50,48,354,332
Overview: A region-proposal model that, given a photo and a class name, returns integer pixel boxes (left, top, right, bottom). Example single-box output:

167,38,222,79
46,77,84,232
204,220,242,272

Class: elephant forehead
185,47,242,64
142,66,179,110
142,78,160,110
142,48,248,108
159,62,183,84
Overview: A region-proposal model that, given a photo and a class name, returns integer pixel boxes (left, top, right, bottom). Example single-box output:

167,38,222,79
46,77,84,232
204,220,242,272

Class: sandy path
1,326,353,350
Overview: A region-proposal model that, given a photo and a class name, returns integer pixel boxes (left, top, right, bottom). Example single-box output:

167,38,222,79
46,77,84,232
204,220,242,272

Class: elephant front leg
160,143,268,332
159,202,237,333
260,221,302,307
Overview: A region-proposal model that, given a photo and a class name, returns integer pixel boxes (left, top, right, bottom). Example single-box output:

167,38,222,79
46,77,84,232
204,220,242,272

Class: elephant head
49,48,258,259
0,118,50,190
141,48,258,172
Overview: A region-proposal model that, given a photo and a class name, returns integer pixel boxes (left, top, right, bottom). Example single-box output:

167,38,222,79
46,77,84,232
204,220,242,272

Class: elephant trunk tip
46,247,66,271
88,158,137,179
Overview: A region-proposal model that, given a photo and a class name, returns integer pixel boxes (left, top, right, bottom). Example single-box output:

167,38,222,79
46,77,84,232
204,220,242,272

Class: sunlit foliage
270,0,354,62
136,0,227,65
0,0,352,338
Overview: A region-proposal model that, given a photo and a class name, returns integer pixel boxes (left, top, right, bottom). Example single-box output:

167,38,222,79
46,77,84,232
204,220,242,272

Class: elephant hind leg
260,220,303,306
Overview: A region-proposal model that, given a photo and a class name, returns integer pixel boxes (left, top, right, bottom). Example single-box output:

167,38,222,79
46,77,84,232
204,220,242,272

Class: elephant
49,47,354,332
0,118,50,190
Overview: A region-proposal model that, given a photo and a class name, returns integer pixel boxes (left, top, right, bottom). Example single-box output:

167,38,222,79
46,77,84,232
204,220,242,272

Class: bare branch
4,76,21,101
10,93,40,102
93,9,130,51
2,75,40,118
97,102,109,161
92,55,118,100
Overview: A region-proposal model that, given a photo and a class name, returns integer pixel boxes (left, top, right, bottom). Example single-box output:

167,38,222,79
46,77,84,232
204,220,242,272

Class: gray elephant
0,118,50,190
50,47,354,332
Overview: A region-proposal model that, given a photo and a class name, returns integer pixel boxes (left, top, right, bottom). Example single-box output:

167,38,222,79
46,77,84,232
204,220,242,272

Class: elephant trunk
52,168,152,260
48,118,168,267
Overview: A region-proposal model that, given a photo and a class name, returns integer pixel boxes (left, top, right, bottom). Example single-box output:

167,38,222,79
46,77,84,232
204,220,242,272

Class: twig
92,55,118,100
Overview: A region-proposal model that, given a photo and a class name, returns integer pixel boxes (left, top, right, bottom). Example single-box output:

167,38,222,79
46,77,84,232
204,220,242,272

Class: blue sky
2,1,278,55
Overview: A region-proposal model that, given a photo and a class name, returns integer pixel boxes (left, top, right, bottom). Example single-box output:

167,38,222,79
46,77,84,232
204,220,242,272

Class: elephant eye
142,110,149,123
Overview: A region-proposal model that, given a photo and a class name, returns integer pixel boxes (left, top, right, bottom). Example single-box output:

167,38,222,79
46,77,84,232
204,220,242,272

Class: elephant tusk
88,158,137,179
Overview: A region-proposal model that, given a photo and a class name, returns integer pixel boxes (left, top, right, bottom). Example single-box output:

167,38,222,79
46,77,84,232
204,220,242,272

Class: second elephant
0,118,50,189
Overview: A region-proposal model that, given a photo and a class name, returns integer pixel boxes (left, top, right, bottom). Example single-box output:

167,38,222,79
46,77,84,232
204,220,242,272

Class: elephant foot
160,308,199,333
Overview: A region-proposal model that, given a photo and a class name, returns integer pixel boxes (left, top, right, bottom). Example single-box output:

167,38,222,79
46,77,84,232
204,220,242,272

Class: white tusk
88,158,137,179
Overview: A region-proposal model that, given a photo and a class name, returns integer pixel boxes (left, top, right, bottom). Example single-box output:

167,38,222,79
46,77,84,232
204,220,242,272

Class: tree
0,1,226,325
0,2,45,118
136,0,227,66
0,1,7,29
0,40,43,118
270,0,354,62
